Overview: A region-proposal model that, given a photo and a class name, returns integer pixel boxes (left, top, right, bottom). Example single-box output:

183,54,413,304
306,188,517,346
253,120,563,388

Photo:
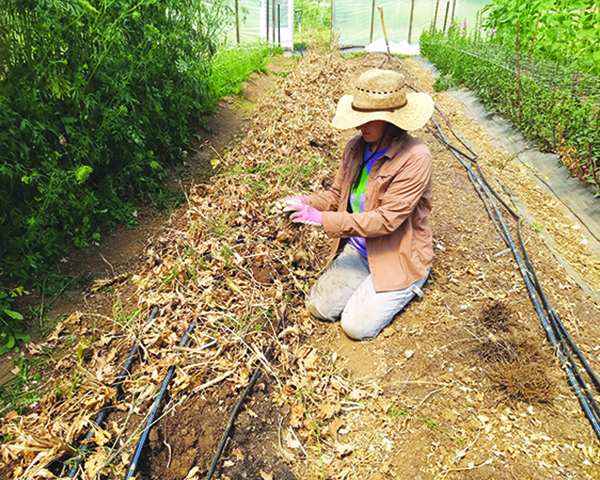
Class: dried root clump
480,300,513,333
478,337,555,404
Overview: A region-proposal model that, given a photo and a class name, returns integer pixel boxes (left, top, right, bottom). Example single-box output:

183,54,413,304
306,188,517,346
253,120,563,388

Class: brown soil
3,52,600,480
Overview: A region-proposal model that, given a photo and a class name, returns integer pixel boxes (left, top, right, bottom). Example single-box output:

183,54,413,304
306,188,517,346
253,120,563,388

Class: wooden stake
451,0,457,23
266,0,269,42
529,11,541,65
330,0,334,49
443,0,450,31
408,0,415,44
235,0,239,44
369,0,376,44
378,6,390,55
432,0,440,31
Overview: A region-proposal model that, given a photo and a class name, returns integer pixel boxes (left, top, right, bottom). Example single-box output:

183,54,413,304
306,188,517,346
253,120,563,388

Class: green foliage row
209,44,276,98
0,0,274,354
482,0,600,76
420,27,600,193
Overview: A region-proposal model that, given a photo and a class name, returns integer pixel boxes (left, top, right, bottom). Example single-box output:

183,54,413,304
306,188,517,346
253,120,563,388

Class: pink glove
290,203,322,226
283,196,306,212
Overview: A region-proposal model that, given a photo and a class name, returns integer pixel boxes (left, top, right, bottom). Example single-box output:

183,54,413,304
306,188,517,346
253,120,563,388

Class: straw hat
331,69,433,131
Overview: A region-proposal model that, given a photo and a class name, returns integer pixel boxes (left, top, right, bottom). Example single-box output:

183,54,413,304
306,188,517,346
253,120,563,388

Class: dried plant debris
478,337,556,404
480,300,514,333
476,302,555,404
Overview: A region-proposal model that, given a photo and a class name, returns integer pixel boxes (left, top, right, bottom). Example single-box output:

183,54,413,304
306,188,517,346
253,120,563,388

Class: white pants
306,244,428,340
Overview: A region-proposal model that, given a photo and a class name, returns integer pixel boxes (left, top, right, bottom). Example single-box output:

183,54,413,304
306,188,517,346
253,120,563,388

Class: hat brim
331,92,434,131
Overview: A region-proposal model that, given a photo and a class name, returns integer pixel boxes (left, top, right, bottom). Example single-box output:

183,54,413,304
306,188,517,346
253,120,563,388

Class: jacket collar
349,133,410,160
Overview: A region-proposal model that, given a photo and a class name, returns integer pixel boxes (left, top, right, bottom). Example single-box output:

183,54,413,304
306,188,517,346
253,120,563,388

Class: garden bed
2,52,600,480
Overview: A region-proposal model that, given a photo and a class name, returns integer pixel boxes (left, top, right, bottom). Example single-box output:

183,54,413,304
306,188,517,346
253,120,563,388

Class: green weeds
0,354,50,416
531,221,545,233
387,403,463,446
114,308,142,329
0,289,30,355
434,74,458,92
210,44,276,99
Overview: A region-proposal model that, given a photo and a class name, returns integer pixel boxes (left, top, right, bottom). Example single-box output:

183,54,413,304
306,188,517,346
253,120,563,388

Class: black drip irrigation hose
205,311,286,480
68,306,159,479
516,224,600,417
430,118,600,438
204,366,262,480
125,320,196,480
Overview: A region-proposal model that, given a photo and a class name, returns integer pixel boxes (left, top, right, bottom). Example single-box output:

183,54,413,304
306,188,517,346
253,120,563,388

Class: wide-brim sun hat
331,69,434,131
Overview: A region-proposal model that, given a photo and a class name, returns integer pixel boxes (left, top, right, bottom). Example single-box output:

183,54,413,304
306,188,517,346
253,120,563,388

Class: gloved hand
283,196,306,212
290,203,322,227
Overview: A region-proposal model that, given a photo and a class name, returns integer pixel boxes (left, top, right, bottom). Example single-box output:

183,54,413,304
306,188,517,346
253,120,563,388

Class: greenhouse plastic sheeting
334,0,489,47
223,0,294,48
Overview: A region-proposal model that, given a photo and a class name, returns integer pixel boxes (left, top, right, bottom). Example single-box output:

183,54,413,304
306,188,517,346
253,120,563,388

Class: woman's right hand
283,196,306,212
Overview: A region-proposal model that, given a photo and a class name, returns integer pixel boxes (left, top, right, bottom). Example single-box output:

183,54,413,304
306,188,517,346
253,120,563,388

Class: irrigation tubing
125,320,196,480
440,123,600,396
516,225,600,418
205,311,286,480
511,222,600,393
430,117,600,438
68,306,159,479
204,365,261,480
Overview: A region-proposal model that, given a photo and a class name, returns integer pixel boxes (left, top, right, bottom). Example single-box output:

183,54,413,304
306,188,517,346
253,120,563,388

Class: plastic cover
223,0,295,48
334,0,490,47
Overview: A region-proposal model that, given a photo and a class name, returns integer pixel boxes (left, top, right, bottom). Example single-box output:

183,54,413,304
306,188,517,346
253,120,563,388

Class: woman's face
356,120,388,144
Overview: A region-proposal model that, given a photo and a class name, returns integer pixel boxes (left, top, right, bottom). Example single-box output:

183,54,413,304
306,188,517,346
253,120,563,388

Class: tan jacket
306,133,433,292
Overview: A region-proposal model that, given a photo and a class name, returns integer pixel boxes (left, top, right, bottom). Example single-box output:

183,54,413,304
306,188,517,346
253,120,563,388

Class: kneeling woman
285,68,434,340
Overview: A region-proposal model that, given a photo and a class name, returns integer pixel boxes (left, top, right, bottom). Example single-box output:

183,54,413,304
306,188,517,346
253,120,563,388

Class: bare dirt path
3,52,600,480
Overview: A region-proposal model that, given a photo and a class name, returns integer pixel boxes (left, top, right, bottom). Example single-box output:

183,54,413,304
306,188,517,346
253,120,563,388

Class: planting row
421,27,599,193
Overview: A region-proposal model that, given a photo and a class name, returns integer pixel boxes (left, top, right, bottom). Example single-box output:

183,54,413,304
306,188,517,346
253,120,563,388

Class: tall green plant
0,0,235,352
0,0,232,280
482,0,600,75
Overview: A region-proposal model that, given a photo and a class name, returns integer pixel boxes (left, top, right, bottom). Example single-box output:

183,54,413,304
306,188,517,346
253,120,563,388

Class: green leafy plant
482,0,600,75
531,221,545,232
0,354,47,416
433,74,458,92
0,0,232,280
421,13,599,193
0,288,30,354
0,0,278,351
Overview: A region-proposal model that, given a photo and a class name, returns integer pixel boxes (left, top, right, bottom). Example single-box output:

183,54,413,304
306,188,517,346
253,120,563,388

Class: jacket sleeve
321,144,432,238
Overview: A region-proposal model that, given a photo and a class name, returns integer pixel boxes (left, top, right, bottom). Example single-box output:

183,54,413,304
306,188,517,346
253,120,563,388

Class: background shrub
0,0,282,352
